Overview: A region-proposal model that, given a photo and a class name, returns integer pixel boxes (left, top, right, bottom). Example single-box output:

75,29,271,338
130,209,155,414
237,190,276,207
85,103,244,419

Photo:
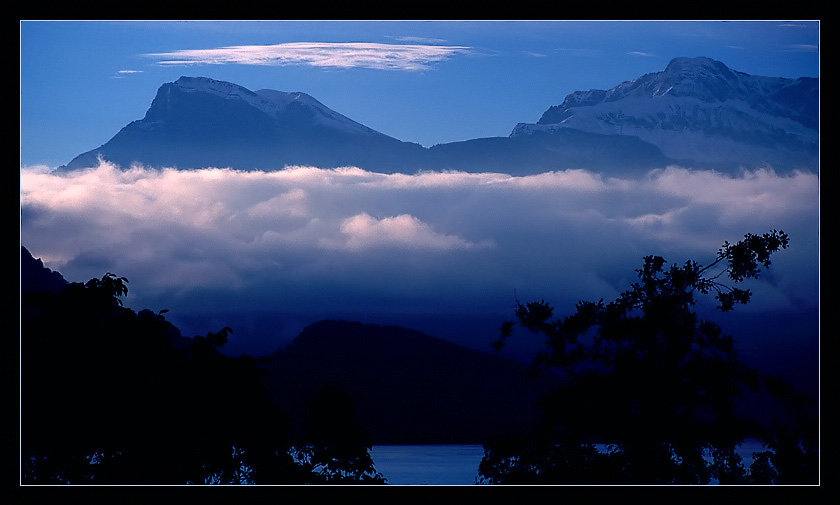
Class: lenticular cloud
20,161,819,356
147,42,472,71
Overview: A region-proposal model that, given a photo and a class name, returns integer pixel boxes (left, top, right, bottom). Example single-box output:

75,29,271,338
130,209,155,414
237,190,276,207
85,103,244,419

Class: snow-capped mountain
60,58,818,174
512,57,818,171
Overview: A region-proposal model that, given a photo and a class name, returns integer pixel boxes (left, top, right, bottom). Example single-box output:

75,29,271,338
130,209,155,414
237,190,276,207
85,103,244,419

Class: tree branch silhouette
481,230,816,484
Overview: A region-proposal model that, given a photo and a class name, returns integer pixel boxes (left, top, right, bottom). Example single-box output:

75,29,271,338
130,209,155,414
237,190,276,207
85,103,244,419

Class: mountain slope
21,246,68,294
514,57,818,171
263,320,553,444
62,76,428,173
427,126,672,175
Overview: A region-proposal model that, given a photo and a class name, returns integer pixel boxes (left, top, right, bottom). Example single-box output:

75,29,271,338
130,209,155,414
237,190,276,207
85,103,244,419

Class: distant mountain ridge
60,57,818,174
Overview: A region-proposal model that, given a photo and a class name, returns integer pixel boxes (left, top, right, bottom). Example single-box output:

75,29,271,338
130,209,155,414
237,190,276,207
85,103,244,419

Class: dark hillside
264,320,554,445
21,246,68,294
20,247,551,447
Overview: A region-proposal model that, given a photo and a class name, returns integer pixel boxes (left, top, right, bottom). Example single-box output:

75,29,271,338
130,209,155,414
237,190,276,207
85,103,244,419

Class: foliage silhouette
20,254,383,484
295,384,385,484
480,230,817,484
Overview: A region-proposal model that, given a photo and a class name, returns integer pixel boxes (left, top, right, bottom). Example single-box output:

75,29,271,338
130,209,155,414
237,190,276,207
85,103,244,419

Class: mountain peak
167,76,298,121
61,75,426,172
653,56,745,101
523,56,818,169
173,75,252,94
613,56,747,103
171,77,381,137
663,56,733,75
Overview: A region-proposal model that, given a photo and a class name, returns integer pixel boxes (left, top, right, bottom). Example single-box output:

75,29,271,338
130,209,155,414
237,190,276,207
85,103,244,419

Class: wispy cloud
112,69,143,78
555,48,604,57
391,36,450,45
777,22,817,29
146,42,472,71
520,51,549,58
785,44,819,52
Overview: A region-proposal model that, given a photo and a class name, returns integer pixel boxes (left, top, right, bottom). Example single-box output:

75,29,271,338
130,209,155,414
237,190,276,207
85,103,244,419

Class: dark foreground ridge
20,245,553,485
20,247,551,447
265,319,553,445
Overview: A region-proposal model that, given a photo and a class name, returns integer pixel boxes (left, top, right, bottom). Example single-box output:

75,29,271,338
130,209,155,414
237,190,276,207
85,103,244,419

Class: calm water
370,440,770,485
370,445,486,485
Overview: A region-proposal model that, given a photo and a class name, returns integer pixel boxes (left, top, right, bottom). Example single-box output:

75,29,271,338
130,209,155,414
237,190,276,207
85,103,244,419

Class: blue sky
20,20,820,168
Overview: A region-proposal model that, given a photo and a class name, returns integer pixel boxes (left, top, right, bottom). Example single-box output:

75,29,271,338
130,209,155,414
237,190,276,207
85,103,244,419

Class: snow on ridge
517,57,817,164
255,88,376,135
172,76,376,136
174,76,284,118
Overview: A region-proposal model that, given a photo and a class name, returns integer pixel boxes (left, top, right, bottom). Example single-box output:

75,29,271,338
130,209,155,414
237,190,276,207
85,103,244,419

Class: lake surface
370,445,486,485
370,440,771,485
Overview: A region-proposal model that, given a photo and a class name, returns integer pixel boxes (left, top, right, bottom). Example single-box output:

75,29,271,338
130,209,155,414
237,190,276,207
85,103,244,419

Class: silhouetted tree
481,231,817,484
20,266,381,484
295,384,385,484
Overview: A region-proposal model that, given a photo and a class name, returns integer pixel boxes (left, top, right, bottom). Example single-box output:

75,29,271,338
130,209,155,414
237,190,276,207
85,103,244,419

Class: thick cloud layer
20,162,819,381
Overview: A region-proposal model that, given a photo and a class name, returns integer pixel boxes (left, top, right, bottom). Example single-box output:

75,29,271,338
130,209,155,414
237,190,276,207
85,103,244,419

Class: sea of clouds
20,162,819,373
